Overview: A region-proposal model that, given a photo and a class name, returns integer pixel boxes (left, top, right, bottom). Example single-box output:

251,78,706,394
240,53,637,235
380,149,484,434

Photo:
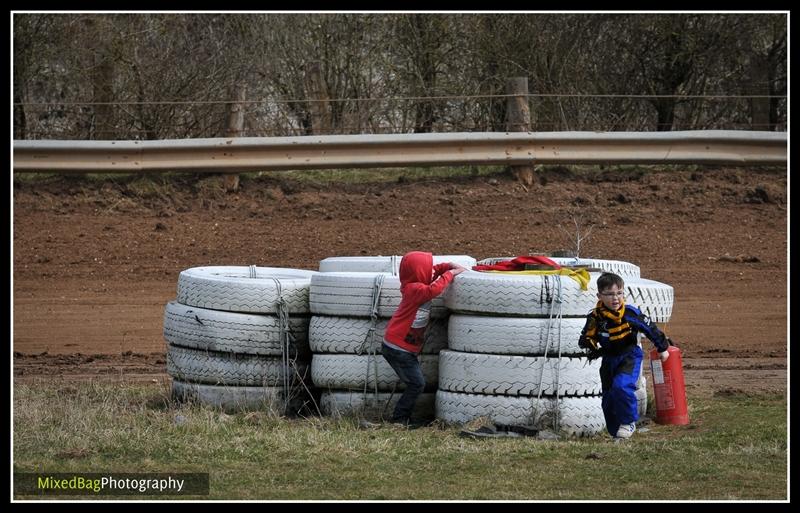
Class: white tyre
436,390,605,437
167,344,309,386
172,379,312,414
635,386,648,419
320,391,435,421
636,355,646,389
636,356,648,418
432,255,477,269
624,278,674,323
309,315,447,354
310,272,447,318
438,350,601,396
176,266,315,314
319,255,476,274
164,301,310,357
445,270,599,317
448,314,585,355
549,257,641,279
311,354,439,391
319,256,402,274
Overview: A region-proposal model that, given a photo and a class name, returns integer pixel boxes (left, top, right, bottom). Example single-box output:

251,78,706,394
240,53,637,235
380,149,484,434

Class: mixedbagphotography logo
14,473,209,496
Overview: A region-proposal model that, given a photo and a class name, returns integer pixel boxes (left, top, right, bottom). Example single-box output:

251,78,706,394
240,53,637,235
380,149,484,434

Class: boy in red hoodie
382,251,467,427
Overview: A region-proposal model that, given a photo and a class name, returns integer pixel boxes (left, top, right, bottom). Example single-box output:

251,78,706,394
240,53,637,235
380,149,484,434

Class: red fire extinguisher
649,345,689,425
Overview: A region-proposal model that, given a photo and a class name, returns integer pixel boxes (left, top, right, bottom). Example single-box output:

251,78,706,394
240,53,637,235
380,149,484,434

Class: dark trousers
599,345,643,436
381,343,426,423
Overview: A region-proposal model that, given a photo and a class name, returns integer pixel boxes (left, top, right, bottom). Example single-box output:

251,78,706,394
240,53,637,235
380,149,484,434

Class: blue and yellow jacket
579,302,669,357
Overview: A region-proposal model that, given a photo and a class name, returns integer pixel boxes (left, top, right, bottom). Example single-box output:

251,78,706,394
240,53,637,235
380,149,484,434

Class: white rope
533,274,564,433
551,276,564,432
357,274,385,403
267,276,320,417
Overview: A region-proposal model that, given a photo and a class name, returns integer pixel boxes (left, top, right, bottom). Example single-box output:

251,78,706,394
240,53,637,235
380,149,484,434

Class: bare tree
556,210,596,258
13,12,787,140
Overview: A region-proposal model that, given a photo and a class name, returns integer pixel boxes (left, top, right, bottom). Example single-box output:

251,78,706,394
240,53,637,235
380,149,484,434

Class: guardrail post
506,77,534,187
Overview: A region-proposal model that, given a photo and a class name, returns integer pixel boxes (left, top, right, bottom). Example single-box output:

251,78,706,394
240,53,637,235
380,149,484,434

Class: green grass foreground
13,382,787,500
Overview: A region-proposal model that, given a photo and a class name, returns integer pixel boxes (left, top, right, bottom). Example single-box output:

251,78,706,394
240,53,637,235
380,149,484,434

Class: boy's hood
399,251,433,285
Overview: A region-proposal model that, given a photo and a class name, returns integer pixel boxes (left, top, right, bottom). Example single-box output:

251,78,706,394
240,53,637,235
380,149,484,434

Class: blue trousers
600,345,643,436
381,343,426,423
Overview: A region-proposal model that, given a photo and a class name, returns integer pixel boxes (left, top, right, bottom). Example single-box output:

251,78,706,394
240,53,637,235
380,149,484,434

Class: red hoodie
383,251,454,353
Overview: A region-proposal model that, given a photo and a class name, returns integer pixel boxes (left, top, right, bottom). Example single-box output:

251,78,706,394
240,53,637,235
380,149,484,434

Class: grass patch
13,381,786,500
13,166,507,187
13,163,786,188
17,163,786,191
265,165,506,185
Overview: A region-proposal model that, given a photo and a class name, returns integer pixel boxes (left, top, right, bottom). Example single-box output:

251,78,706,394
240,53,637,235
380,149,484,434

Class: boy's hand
578,335,598,351
449,263,468,276
579,336,602,359
585,348,602,360
659,350,670,362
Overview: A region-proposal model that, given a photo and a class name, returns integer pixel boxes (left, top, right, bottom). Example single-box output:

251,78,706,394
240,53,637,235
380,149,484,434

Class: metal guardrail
13,131,786,173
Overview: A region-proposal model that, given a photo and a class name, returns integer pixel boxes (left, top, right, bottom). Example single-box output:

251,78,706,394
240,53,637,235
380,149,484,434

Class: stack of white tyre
475,256,670,419
164,266,318,413
438,267,605,436
310,255,475,422
437,257,674,435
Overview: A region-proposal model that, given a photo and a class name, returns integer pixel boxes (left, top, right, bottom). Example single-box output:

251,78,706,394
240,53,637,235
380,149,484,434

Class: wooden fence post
223,83,246,192
506,77,534,187
85,17,116,141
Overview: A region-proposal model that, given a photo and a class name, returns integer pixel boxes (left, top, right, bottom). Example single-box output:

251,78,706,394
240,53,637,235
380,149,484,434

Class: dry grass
13,381,787,500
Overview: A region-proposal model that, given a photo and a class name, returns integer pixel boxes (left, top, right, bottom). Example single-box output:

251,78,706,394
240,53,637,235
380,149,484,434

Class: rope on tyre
358,273,385,401
534,274,564,433
550,275,565,433
269,276,321,417
270,277,292,413
382,381,400,420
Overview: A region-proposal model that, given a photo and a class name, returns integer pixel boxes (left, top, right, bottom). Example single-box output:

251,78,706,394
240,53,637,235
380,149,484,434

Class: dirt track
12,167,787,395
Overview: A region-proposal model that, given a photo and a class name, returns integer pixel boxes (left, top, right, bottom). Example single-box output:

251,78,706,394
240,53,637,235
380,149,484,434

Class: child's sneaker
615,423,636,439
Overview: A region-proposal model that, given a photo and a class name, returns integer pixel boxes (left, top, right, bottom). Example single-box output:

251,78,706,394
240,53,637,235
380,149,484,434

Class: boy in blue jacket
579,272,672,440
